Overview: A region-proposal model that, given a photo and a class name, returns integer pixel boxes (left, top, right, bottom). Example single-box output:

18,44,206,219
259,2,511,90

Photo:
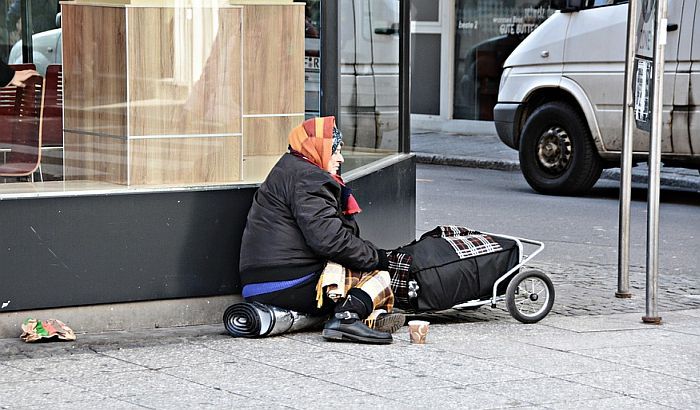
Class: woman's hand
10,69,39,87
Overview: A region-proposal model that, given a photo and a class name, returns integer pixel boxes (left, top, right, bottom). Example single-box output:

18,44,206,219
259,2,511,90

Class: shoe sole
373,313,406,334
322,329,393,345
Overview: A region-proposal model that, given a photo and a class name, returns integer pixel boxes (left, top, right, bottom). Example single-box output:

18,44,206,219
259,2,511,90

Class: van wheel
519,102,602,195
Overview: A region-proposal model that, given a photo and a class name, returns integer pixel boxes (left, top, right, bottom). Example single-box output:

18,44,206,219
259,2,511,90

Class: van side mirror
56,12,61,28
550,0,584,12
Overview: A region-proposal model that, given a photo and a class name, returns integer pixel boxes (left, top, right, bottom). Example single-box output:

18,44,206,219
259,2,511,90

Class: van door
562,0,682,153
668,0,694,155
340,0,399,150
687,0,700,156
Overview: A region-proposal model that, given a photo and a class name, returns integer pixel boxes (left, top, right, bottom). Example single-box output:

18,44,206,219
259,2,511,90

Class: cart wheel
506,270,555,324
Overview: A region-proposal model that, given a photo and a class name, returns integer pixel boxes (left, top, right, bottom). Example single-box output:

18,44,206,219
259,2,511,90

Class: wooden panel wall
242,4,304,179
64,132,128,184
63,4,128,183
62,3,303,186
127,7,242,136
242,5,304,115
242,115,303,156
129,136,241,184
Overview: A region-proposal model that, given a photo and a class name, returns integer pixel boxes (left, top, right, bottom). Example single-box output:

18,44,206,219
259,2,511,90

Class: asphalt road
414,164,700,317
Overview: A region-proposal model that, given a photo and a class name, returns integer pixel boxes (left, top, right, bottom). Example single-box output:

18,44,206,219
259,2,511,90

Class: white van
494,0,700,195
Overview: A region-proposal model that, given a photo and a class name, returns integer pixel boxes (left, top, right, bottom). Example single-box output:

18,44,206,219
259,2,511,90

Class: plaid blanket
388,226,503,306
421,225,503,260
316,263,394,325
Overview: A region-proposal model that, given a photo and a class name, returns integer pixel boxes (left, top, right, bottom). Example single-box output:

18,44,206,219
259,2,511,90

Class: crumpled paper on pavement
20,318,76,343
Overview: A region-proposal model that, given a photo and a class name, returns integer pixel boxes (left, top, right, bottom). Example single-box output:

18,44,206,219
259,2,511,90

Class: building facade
0,0,414,337
410,0,554,133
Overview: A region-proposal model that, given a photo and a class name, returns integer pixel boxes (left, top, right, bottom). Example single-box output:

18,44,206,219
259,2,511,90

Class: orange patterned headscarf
288,116,337,170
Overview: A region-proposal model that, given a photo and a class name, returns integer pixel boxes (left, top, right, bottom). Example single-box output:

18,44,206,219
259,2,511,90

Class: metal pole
616,0,637,299
320,0,340,122
20,0,34,64
643,0,667,325
398,0,412,154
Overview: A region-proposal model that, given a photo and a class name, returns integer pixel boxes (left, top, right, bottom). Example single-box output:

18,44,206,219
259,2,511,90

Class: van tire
519,102,603,195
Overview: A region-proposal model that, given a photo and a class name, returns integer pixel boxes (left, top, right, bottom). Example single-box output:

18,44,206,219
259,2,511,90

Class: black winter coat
0,61,14,87
239,153,383,286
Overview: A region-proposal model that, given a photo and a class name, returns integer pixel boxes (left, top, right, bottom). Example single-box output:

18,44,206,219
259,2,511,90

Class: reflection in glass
1,2,305,196
453,0,553,120
299,0,321,119
339,0,400,172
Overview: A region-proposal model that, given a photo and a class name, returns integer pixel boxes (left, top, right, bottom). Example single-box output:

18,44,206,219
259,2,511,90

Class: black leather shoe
322,311,392,344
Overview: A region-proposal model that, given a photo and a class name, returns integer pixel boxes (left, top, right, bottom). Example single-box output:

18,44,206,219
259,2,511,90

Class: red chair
0,75,45,181
42,64,62,147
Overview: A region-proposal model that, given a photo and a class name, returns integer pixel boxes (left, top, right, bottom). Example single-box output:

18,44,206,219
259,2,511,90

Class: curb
414,153,520,172
414,153,700,191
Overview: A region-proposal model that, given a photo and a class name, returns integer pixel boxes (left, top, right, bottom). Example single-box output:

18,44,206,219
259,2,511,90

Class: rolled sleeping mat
223,302,327,338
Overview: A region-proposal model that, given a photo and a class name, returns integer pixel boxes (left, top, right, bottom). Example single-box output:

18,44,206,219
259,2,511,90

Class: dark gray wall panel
0,189,253,312
0,156,415,312
348,155,416,249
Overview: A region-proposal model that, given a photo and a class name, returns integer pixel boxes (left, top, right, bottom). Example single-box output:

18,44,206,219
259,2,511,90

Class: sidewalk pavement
411,130,700,192
0,130,698,408
1,308,698,409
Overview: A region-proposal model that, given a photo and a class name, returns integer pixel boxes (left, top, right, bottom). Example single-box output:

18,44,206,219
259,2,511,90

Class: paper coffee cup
408,320,430,344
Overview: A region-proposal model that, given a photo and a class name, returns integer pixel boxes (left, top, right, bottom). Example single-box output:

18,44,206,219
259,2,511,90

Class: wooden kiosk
61,0,304,185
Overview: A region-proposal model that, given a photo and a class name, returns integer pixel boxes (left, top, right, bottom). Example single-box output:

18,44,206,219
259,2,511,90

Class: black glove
376,249,390,271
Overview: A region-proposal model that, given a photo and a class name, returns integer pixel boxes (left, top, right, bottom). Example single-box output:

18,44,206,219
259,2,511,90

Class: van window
588,0,628,8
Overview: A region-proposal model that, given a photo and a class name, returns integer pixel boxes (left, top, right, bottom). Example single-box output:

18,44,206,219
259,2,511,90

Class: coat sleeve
0,61,15,87
291,175,381,272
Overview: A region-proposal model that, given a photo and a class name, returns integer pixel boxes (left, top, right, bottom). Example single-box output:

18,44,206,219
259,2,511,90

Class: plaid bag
387,226,520,311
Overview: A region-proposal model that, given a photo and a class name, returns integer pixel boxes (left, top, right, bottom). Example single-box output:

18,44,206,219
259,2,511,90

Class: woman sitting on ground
239,116,403,344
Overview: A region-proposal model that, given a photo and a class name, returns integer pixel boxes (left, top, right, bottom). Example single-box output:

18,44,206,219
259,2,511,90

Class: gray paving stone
380,384,535,409
11,398,142,410
117,389,266,408
673,309,700,319
97,342,234,370
572,344,700,380
380,352,545,385
159,357,284,393
65,369,205,398
542,395,673,409
334,366,459,393
488,350,624,377
634,387,700,410
512,327,686,352
259,349,392,375
561,369,699,396
7,352,145,379
0,363,50,383
160,359,360,401
0,379,103,407
204,334,326,360
470,377,619,406
263,392,404,409
540,314,653,332
435,333,557,359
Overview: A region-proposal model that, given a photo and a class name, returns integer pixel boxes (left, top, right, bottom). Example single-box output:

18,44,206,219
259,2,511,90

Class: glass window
339,0,401,172
1,2,307,197
413,0,440,22
453,0,554,120
299,0,321,119
411,33,440,115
